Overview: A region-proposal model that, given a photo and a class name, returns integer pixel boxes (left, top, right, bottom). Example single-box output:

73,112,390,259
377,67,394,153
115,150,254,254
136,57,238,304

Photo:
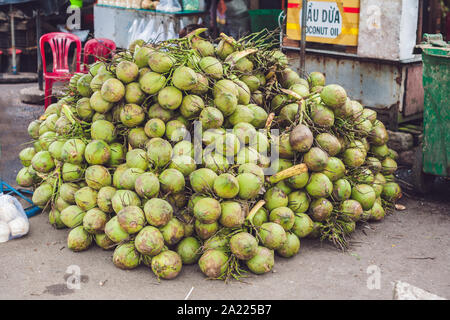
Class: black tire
412,144,434,194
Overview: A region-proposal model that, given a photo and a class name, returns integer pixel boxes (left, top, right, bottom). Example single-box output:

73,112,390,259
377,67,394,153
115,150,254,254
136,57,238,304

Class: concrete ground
1,83,449,300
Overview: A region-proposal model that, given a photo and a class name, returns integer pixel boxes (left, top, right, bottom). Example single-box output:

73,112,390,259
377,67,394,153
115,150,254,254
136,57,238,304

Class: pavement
1,83,449,300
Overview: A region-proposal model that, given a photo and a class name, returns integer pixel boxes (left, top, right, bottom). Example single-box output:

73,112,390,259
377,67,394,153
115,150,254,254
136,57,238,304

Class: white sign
299,1,342,39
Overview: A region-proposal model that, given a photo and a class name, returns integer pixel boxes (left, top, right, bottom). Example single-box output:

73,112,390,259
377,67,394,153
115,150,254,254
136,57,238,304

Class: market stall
281,0,424,129
94,1,207,49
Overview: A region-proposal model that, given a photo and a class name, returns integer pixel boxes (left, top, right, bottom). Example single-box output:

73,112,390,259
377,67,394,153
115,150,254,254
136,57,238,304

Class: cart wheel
412,144,434,194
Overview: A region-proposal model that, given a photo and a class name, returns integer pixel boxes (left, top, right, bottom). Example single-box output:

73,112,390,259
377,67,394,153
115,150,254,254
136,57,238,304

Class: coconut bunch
16,29,401,281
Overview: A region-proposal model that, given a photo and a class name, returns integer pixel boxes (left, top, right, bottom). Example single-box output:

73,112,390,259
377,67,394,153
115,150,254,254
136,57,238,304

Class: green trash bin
412,34,450,192
248,9,283,33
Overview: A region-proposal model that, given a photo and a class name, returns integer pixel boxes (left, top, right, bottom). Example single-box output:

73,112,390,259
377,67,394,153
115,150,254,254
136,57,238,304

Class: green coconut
82,208,108,234
269,207,295,231
160,217,185,246
188,168,217,193
217,201,243,228
108,143,126,167
180,94,205,119
90,91,113,113
104,215,129,243
117,205,146,234
309,198,333,221
133,46,153,67
304,147,329,172
176,237,201,265
276,232,301,258
343,147,366,168
259,222,287,250
199,56,223,79
32,183,53,207
133,172,159,199
213,173,240,199
236,172,262,200
194,197,221,224
74,186,98,211
247,104,268,128
28,120,42,139
340,199,363,222
157,86,183,110
287,191,310,214
111,190,141,213
16,167,34,187
49,208,66,229
84,140,111,165
331,178,351,201
113,242,140,270
229,232,258,260
96,186,116,214
351,184,376,210
61,139,86,164
228,105,254,126
369,201,386,221
264,187,289,211
125,82,145,104
19,147,36,167
322,157,346,182
308,71,326,87
100,78,125,102
306,172,333,198
214,93,237,117
60,205,85,228
203,152,229,173
159,168,185,194
84,165,111,190
251,207,269,227
320,84,347,109
194,220,219,240
139,71,166,94
134,226,164,256
77,74,93,97
94,233,115,250
144,118,166,138
151,250,182,280
144,198,173,227
146,138,173,168
213,79,239,97
381,182,402,201
67,226,92,252
119,103,145,127
233,122,257,146
234,56,254,73
190,73,209,94
172,66,197,90
292,213,314,238
198,249,229,278
246,246,274,274
31,151,55,173
148,51,175,73
289,124,314,152
199,107,224,130
165,120,188,142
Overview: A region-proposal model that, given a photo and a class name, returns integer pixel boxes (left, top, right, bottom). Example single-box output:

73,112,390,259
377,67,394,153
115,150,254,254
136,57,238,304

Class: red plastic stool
82,38,116,72
39,32,82,108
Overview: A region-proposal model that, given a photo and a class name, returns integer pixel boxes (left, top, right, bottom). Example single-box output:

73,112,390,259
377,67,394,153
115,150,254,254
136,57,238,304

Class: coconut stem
268,163,308,184
246,200,266,224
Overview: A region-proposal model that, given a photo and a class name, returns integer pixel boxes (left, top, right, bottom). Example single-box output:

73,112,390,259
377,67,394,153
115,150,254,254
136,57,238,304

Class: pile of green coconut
16,29,402,281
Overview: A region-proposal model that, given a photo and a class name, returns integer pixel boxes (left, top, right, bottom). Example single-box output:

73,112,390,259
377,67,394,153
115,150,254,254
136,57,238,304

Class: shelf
96,4,206,17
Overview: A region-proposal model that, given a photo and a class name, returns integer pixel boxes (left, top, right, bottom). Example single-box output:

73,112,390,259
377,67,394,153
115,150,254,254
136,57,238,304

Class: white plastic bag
156,0,182,12
0,194,30,243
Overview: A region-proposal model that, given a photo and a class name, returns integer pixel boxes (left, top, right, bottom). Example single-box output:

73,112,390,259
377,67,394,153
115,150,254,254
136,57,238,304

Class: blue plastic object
0,180,41,217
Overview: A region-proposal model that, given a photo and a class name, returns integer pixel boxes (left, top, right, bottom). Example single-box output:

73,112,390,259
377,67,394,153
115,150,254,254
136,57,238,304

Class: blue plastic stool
0,180,41,217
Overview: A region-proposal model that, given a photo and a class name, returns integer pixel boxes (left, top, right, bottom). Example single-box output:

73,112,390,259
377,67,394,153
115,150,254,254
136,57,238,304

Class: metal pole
36,9,43,90
10,4,17,75
300,0,308,75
